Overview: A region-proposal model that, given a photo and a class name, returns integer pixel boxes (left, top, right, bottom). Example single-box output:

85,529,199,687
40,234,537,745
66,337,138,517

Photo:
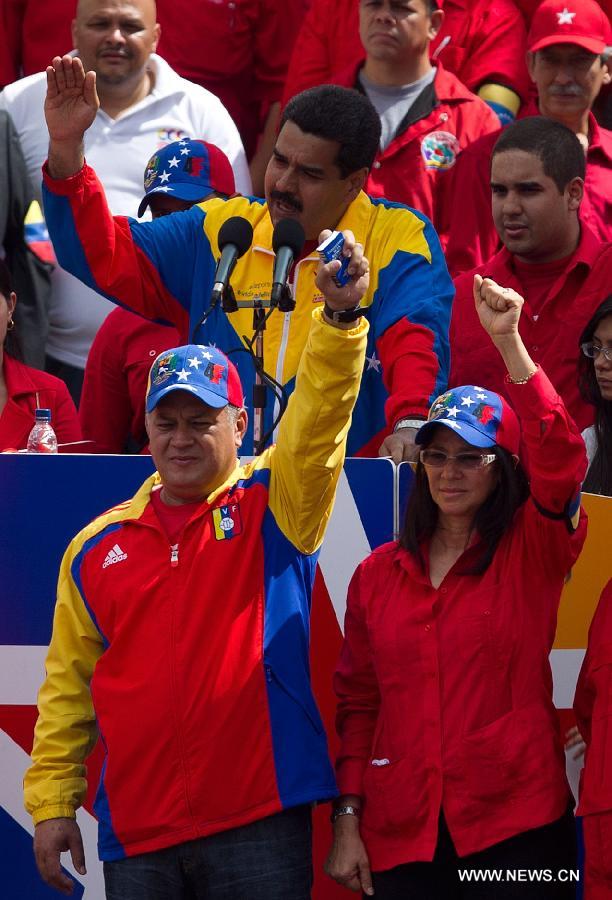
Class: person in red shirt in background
283,0,530,127
0,0,74,85
155,0,307,193
327,276,586,898
0,259,81,452
449,117,612,434
79,139,235,453
443,0,612,276
328,0,499,243
574,577,612,900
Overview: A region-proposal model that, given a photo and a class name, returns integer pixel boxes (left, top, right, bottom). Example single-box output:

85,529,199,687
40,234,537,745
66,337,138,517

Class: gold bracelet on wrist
505,367,538,385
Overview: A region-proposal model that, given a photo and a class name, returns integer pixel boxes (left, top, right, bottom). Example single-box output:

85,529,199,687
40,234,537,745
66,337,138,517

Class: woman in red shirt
579,295,612,497
0,259,80,451
326,275,587,898
574,578,612,900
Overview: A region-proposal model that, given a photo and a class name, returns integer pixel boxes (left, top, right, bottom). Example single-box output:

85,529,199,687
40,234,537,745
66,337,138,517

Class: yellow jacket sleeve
24,537,105,824
267,308,368,554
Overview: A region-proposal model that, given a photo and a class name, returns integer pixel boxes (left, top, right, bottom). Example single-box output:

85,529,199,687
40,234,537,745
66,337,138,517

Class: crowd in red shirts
1,0,612,897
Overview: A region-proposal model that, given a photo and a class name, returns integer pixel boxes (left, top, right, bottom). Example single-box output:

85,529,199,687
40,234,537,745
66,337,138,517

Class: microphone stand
252,298,267,454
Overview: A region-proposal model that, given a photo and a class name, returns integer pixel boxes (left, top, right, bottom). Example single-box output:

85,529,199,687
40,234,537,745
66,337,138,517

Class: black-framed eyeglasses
581,342,612,362
419,449,497,471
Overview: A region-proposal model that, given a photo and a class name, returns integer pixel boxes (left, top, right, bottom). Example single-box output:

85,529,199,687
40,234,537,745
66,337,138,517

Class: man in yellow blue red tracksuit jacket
24,233,369,897
42,59,454,462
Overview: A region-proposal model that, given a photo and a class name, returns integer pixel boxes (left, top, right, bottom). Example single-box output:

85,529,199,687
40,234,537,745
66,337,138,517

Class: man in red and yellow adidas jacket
24,245,369,897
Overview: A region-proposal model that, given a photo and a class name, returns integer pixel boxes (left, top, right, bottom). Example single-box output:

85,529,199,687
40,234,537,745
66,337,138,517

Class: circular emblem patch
421,131,460,171
219,516,234,532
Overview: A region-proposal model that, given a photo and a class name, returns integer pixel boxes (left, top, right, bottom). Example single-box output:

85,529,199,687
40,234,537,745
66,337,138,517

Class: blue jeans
103,805,313,900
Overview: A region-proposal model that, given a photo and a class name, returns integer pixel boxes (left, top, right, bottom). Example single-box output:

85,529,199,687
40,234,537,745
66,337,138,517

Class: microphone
270,218,305,310
210,216,254,312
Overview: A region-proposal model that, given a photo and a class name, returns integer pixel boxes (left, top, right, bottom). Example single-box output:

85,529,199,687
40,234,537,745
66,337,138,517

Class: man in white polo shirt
0,0,251,401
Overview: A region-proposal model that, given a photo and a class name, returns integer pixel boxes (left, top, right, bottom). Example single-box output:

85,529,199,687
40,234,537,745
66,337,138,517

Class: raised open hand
45,56,100,144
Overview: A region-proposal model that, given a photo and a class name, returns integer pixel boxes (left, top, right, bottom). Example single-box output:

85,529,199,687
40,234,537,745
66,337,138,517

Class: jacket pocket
362,754,428,837
264,664,323,735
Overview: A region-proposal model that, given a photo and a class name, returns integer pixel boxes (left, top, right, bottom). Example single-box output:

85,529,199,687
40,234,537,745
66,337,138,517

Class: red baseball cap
528,0,612,55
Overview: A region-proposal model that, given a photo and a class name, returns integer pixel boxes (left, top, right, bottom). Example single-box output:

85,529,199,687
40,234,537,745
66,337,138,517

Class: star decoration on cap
168,156,180,168
187,355,202,369
180,147,191,156
557,7,576,23
447,405,459,418
461,395,475,408
475,392,487,401
156,186,175,194
179,139,189,145
365,352,381,372
445,420,462,430
201,350,213,360
158,170,171,184
176,368,191,382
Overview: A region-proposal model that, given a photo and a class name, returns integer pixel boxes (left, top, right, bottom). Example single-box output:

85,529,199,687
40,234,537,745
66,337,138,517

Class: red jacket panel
449,228,612,432
335,368,587,870
282,0,529,107
575,578,612,818
0,353,81,451
156,0,306,158
331,63,499,241
443,104,612,276
574,579,612,896
79,307,179,454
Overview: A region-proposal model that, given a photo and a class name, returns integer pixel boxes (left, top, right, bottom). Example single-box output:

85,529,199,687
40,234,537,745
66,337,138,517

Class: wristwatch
323,302,364,324
393,417,425,433
330,804,361,823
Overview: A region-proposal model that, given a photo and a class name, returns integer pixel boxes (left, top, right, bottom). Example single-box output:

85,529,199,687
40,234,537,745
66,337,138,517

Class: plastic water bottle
26,408,58,454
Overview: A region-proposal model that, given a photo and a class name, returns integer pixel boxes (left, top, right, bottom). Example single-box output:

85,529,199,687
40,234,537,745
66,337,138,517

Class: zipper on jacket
170,543,179,567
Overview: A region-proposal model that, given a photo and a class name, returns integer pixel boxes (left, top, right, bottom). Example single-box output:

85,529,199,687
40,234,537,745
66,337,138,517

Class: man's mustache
548,84,584,96
270,190,303,213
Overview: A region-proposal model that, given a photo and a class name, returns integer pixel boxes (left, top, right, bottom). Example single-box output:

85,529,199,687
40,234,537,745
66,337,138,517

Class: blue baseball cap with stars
138,139,235,217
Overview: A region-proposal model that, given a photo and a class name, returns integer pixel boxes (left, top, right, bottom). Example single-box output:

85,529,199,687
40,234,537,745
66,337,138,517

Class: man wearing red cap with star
443,0,612,275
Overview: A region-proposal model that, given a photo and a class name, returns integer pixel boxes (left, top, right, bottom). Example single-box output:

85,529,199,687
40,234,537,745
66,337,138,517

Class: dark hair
492,117,586,192
400,442,530,575
281,85,382,177
579,295,612,496
0,258,20,359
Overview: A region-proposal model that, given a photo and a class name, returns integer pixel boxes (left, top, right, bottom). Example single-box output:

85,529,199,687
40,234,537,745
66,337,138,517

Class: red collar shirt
331,63,499,241
0,353,81,451
443,106,612,276
334,368,587,871
449,227,612,432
